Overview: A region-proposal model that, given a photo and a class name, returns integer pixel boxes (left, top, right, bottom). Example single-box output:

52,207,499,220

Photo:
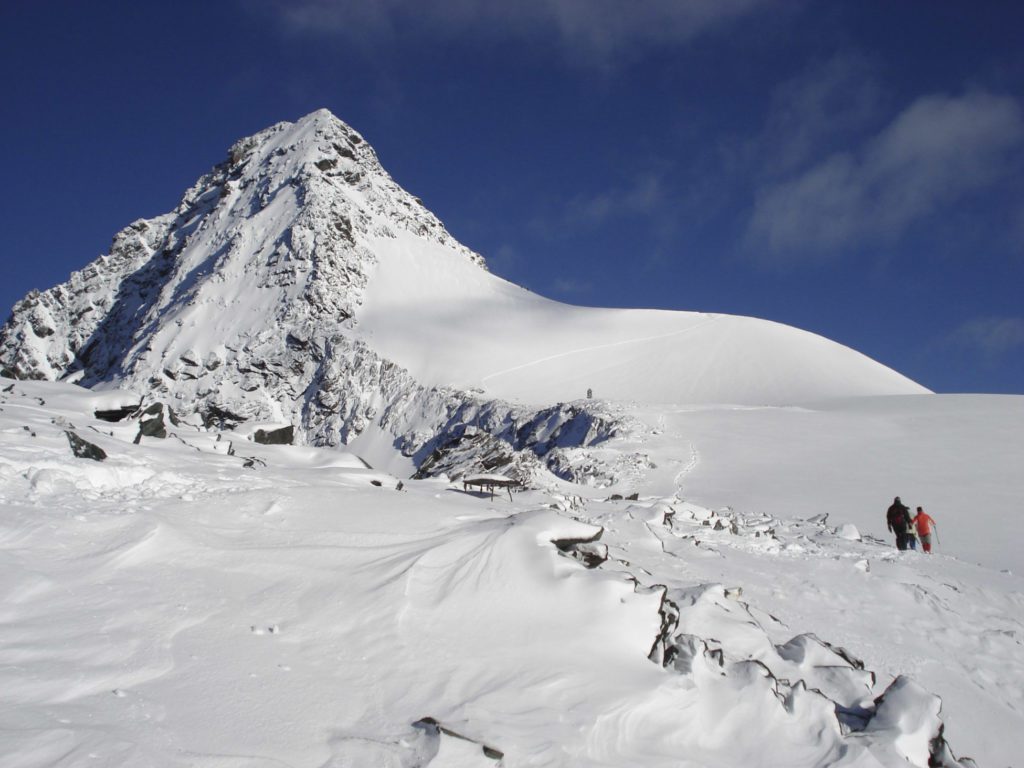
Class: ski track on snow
479,317,720,386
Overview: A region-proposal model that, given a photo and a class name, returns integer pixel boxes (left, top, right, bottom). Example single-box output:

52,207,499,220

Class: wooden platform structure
462,473,521,501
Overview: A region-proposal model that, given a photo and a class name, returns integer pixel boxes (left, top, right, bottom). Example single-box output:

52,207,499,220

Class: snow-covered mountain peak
218,107,480,261
226,108,381,193
0,108,484,392
2,109,926,484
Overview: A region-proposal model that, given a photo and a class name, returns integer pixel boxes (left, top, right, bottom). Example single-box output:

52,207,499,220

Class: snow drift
1,378,1002,767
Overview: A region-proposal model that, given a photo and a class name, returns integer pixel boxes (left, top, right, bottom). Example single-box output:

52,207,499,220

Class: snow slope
593,394,1024,574
354,228,927,406
1,378,1019,767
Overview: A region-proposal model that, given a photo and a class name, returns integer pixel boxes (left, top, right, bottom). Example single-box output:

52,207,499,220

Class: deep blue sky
2,1,1022,393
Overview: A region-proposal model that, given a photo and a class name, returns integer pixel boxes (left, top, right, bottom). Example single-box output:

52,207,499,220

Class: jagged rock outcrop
253,425,295,445
408,400,629,484
65,430,107,461
133,402,180,441
643,582,970,766
2,110,471,389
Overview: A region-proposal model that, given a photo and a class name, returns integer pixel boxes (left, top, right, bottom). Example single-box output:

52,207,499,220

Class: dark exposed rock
253,425,294,445
552,524,606,565
66,430,107,461
413,425,543,486
285,333,308,351
644,585,679,665
133,402,180,442
410,402,626,486
411,717,503,762
202,404,247,429
94,403,141,422
557,540,608,568
551,526,604,551
332,142,356,160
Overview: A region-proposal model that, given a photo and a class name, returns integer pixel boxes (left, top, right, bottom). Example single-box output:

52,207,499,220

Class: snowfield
355,230,928,406
620,394,1024,573
2,378,1021,767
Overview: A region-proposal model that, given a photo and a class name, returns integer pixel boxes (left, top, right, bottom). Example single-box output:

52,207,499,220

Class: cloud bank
251,0,777,61
747,91,1024,261
948,316,1024,359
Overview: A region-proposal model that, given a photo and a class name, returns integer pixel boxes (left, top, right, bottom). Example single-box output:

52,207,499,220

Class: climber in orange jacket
912,507,937,553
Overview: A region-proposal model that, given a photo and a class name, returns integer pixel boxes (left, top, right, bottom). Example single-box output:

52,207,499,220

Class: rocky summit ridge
1,109,478,384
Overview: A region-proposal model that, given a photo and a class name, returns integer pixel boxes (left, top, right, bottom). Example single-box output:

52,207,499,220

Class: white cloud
485,243,521,275
553,276,594,295
564,174,665,225
948,317,1024,358
747,91,1024,261
249,0,777,62
754,52,882,177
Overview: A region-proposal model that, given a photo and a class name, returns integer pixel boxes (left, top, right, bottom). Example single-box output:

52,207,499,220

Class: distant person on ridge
886,496,913,551
912,506,937,553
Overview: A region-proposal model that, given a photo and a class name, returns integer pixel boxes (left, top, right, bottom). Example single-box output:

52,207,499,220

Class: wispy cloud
746,90,1024,262
553,276,594,295
749,52,883,178
563,174,665,226
947,316,1024,359
248,0,778,64
485,243,521,276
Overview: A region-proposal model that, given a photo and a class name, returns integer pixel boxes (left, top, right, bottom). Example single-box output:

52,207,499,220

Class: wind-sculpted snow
2,379,1011,766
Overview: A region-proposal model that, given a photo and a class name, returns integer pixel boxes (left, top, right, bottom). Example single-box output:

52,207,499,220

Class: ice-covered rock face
1,109,480,384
